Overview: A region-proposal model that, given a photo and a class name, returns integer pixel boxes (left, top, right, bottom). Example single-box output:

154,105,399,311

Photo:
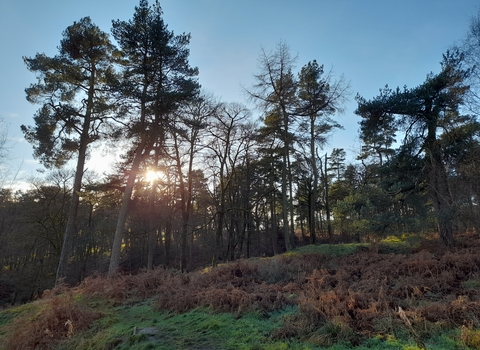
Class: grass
462,278,480,290
285,242,369,257
61,302,304,350
2,232,480,349
49,301,463,350
54,302,466,350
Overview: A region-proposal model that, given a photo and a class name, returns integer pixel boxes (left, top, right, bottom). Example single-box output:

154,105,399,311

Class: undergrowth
1,233,480,349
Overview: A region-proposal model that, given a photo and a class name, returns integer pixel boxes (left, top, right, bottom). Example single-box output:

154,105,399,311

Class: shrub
461,325,480,349
4,292,102,350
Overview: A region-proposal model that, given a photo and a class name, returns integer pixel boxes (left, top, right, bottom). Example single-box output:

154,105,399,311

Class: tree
248,41,297,251
108,0,199,276
437,111,480,234
255,115,283,254
207,103,251,266
22,17,115,284
455,11,480,115
329,148,346,181
296,60,348,242
0,118,12,188
167,94,216,272
356,52,471,246
4,171,72,301
357,108,397,167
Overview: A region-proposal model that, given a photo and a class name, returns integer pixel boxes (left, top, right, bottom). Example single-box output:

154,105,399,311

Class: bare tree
207,103,251,266
247,41,297,251
456,11,480,114
0,118,11,188
166,94,217,272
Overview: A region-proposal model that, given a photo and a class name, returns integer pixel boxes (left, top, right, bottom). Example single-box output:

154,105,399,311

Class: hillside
1,233,480,349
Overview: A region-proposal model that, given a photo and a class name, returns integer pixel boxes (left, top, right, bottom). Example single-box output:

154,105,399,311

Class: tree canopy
5,1,480,304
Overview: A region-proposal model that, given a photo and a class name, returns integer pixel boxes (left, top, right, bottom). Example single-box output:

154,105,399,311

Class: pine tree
22,17,115,283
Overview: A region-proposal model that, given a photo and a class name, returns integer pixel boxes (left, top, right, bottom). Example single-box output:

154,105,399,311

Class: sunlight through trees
1,0,480,308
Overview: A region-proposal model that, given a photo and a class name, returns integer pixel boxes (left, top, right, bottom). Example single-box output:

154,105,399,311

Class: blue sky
1,0,479,187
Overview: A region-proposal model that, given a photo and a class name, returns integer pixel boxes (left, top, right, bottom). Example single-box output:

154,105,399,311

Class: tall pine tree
108,0,199,276
22,17,115,284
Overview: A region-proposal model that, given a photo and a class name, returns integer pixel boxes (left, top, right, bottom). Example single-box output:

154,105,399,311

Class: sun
145,170,161,183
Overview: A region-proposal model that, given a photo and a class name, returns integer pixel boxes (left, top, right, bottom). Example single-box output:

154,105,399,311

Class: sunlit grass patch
372,233,428,254
382,233,426,247
69,303,305,350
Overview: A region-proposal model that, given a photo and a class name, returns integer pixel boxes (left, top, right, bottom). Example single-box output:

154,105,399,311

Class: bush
4,291,101,350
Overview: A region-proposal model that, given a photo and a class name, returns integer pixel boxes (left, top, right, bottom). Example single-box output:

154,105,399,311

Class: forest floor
1,233,480,349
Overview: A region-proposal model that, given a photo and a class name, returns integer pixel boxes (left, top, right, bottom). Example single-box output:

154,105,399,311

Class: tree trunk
281,109,292,251
428,145,455,246
212,209,225,267
310,117,318,244
180,220,188,272
164,217,172,267
108,140,149,277
56,143,86,284
271,182,278,256
287,150,296,248
147,178,157,271
56,66,95,285
229,217,236,261
282,147,292,251
324,154,333,240
422,109,455,246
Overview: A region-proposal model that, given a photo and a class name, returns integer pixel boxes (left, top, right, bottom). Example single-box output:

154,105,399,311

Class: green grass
377,234,426,253
461,278,480,289
0,238,473,350
285,242,369,257
53,299,465,350
284,233,423,258
0,301,45,344
64,302,307,350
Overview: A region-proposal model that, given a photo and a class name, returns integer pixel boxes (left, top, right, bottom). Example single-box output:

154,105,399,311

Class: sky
1,0,479,189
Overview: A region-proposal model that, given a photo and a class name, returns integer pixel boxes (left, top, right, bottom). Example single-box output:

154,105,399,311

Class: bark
427,139,455,246
228,216,236,261
176,163,189,272
180,220,188,272
173,132,192,273
269,161,278,256
309,117,317,244
281,130,292,251
56,65,95,285
146,184,156,270
212,157,227,268
270,194,278,256
287,148,296,248
55,142,86,283
324,153,333,240
164,217,172,267
108,139,150,277
212,207,225,267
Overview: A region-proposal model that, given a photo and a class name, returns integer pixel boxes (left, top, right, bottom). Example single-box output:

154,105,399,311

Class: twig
398,306,427,350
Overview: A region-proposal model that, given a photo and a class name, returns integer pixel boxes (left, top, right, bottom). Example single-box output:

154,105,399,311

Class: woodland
1,0,480,317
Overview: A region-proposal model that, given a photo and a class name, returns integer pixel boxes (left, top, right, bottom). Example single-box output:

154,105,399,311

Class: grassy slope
1,234,480,349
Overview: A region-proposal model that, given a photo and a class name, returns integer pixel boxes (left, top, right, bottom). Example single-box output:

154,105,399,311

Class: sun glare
145,170,162,183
